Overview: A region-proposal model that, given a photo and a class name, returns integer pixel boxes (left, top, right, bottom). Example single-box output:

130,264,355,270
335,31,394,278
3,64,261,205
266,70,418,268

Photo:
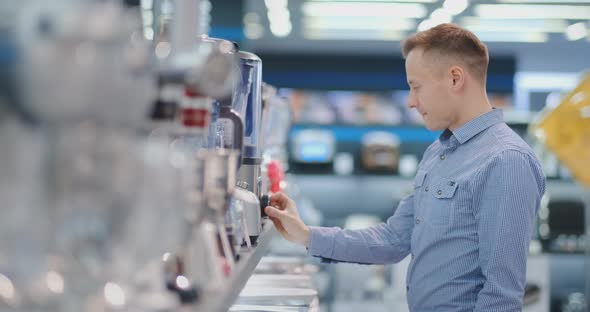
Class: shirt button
437,190,443,196
415,218,421,224
411,253,415,260
440,154,446,160
424,186,429,192
406,286,410,291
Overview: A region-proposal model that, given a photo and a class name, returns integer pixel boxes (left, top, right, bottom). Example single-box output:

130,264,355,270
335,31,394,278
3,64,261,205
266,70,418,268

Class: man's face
405,49,457,131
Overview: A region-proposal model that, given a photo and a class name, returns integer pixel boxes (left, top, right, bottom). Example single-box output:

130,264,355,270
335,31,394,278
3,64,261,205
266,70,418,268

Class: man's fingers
265,205,287,219
267,209,300,244
269,192,291,209
268,215,288,237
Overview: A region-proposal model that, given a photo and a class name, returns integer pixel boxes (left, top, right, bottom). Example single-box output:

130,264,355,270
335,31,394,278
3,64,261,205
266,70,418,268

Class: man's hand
264,192,311,247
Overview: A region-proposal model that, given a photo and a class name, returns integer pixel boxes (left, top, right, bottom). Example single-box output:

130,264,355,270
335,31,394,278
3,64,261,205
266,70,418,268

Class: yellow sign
532,74,590,187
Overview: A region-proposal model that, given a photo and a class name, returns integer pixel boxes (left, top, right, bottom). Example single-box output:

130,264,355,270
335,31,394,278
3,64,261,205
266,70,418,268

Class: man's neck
448,91,493,132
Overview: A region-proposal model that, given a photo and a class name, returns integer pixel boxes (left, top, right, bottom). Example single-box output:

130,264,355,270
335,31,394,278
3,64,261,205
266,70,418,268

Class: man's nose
407,92,417,109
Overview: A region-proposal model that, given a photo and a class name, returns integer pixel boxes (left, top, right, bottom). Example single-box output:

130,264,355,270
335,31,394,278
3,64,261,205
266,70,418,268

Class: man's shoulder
476,123,544,180
465,123,543,181
478,123,536,158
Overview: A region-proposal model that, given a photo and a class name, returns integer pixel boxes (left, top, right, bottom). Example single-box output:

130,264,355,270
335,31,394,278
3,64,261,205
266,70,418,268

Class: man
264,23,546,311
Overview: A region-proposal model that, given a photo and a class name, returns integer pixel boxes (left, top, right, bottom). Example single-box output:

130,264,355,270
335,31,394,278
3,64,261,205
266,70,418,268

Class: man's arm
306,192,415,264
474,150,545,311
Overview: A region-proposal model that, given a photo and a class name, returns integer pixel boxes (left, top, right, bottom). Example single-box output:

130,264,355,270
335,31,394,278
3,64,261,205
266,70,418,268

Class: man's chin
424,123,445,131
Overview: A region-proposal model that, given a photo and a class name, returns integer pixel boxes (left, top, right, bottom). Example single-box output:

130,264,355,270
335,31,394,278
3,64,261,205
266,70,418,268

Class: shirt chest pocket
424,177,459,226
413,170,427,189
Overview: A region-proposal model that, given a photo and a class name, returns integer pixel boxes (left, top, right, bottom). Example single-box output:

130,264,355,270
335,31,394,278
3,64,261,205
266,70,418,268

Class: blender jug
235,51,263,198
205,38,244,163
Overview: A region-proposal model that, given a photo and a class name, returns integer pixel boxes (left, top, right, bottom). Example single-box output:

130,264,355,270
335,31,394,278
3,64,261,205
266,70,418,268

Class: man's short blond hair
402,23,489,84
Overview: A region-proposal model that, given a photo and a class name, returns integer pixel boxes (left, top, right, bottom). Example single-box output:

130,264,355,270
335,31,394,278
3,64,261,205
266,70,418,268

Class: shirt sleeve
473,150,546,311
306,191,416,265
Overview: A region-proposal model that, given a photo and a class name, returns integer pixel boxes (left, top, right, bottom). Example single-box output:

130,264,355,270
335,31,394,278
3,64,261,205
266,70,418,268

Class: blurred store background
1,0,589,311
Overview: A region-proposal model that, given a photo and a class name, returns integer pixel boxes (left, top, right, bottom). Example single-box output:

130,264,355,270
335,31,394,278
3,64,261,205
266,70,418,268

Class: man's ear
449,65,465,90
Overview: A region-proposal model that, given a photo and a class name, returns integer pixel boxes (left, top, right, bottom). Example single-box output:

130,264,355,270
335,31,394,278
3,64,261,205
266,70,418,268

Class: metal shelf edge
189,219,277,312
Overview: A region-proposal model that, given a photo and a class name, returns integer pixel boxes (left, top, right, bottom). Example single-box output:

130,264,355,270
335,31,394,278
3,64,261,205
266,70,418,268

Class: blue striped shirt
307,109,546,311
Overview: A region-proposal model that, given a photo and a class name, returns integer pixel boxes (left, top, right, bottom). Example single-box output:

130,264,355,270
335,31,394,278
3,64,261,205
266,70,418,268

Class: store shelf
188,219,277,312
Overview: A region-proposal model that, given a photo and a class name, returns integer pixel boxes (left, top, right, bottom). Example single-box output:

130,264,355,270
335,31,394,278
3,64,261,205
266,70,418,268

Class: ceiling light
243,12,261,24
475,4,590,19
302,2,427,18
460,17,567,33
270,22,292,37
303,28,406,41
565,22,588,41
267,1,292,38
443,0,469,15
430,8,452,24
265,0,288,9
304,17,416,31
245,23,264,39
418,19,436,32
267,8,290,24
473,31,548,43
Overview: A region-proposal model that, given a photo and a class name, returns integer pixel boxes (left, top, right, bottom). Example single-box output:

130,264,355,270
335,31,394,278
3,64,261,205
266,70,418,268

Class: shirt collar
439,109,504,148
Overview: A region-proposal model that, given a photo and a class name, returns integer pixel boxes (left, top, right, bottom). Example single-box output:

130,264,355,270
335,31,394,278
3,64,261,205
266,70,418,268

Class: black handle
260,194,270,217
219,105,243,166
